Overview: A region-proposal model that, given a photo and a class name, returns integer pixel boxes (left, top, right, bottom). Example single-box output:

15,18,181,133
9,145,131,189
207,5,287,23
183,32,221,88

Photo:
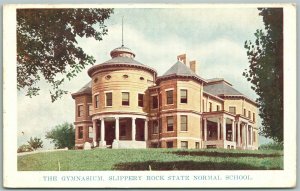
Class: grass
17,148,283,171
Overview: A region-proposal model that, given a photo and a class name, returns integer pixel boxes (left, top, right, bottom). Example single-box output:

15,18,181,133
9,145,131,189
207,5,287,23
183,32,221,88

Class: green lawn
17,148,283,171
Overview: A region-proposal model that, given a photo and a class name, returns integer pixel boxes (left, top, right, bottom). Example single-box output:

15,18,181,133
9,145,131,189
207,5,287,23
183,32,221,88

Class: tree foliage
45,122,75,149
243,8,283,142
27,137,44,150
17,9,113,102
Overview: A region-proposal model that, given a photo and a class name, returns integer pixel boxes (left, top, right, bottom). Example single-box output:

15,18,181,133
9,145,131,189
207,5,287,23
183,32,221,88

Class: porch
92,115,148,149
202,111,255,150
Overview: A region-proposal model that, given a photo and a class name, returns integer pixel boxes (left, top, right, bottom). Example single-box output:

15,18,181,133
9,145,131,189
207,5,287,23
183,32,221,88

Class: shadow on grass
171,151,282,158
113,160,281,170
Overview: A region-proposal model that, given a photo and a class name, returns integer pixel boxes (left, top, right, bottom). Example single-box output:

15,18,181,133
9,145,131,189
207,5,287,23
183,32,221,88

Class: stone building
72,44,259,150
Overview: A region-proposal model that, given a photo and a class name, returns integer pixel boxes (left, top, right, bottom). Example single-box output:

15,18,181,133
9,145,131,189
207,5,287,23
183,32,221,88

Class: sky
17,7,273,149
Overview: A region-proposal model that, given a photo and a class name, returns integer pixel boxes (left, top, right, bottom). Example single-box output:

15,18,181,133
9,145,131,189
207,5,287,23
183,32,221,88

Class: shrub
259,142,283,150
17,144,33,153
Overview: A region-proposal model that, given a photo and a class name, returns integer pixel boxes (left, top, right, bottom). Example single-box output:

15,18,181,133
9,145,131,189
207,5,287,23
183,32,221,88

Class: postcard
3,3,296,188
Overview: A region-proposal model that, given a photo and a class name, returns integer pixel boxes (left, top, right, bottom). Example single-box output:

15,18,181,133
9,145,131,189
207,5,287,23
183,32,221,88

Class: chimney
177,54,187,65
189,60,197,74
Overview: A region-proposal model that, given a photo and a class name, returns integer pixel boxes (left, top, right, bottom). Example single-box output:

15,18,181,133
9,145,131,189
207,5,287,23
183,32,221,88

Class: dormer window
123,74,129,79
105,75,111,80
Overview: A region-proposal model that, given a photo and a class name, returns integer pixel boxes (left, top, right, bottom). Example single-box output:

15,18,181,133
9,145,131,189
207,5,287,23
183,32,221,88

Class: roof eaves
203,91,224,102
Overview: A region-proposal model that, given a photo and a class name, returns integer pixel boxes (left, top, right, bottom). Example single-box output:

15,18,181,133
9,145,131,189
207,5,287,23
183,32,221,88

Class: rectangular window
77,105,83,117
180,115,188,131
138,94,144,107
253,131,256,142
180,89,188,103
88,104,92,116
181,141,188,149
244,108,246,116
167,116,174,131
122,92,130,106
248,111,251,119
152,121,159,134
216,105,220,111
229,106,236,114
166,90,173,104
152,96,158,109
88,126,93,138
166,141,173,148
209,102,212,112
202,100,205,112
78,126,83,139
106,92,112,106
95,95,99,108
253,113,256,122
195,142,200,149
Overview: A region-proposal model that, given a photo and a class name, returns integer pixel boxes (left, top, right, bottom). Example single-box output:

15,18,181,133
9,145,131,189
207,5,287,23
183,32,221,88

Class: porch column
99,118,106,147
217,118,220,140
245,124,248,148
231,119,235,142
92,120,97,146
222,117,226,141
115,117,119,141
144,119,148,141
203,118,207,141
237,121,241,146
250,126,253,146
132,117,136,141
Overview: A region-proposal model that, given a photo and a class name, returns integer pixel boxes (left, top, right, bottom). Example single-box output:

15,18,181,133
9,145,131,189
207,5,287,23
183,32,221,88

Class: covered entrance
92,115,149,149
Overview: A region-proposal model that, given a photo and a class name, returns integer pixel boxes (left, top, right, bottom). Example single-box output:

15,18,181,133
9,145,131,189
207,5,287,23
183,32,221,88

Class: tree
45,122,75,149
243,8,283,142
27,137,43,150
17,9,114,102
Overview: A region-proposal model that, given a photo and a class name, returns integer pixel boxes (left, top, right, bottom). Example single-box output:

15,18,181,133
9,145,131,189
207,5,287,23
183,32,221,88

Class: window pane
209,102,212,112
229,107,236,114
180,115,187,131
166,90,173,104
122,92,129,106
122,92,129,100
78,126,83,139
167,116,173,131
166,141,173,148
95,95,99,108
106,92,112,106
152,120,158,134
138,94,144,107
180,90,187,103
152,96,158,109
181,141,188,149
77,105,83,117
88,126,93,138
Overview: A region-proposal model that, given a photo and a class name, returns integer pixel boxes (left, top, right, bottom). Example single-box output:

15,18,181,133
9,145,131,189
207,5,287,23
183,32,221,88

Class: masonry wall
75,94,92,122
91,67,155,115
202,95,223,112
155,78,203,149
